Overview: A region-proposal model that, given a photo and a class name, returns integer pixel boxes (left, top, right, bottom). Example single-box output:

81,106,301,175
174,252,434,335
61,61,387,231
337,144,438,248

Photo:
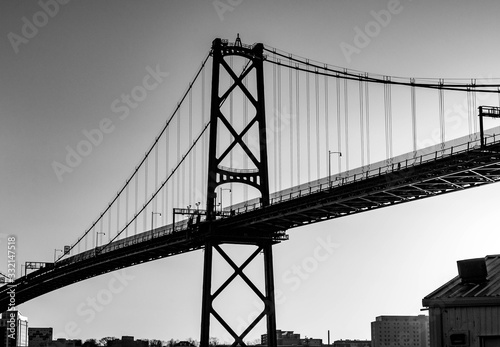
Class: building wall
371,315,429,347
429,306,500,347
333,339,371,347
29,327,53,347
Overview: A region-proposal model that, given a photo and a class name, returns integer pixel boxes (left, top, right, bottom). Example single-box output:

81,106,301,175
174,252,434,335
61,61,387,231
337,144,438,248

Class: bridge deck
3,128,500,310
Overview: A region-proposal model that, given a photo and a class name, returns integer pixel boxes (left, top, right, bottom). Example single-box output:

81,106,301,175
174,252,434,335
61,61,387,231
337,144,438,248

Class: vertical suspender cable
189,87,193,203
125,184,129,238
411,78,417,152
289,56,294,187
202,66,207,208
229,56,233,205
162,136,166,222
324,69,329,177
467,86,472,136
306,62,311,182
365,73,370,164
165,126,169,221
272,58,277,191
134,173,138,234
315,69,320,178
177,107,181,210
344,70,349,171
439,79,445,143
296,66,301,184
144,157,148,231
243,72,248,201
384,76,393,158
100,218,104,246
155,143,159,216
277,60,282,191
108,207,111,241
336,76,342,173
359,76,365,167
116,195,120,237
472,79,477,133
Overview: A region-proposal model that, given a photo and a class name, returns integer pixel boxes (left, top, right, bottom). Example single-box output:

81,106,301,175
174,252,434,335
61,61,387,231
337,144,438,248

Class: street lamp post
220,188,232,213
95,231,105,250
54,249,63,262
328,151,342,187
151,212,162,231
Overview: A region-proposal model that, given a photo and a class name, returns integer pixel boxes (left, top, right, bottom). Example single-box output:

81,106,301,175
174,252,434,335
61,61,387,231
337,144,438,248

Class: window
481,336,500,347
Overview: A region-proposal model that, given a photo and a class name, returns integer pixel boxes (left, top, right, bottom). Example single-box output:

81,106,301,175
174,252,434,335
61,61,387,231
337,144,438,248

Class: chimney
457,258,488,284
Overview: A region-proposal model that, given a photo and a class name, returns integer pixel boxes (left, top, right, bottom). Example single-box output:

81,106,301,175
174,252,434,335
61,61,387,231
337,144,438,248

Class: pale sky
2,0,500,344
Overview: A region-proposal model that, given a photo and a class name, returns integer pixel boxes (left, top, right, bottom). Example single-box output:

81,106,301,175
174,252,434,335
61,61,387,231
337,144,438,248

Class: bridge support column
200,239,277,347
201,36,276,346
263,242,278,347
200,240,213,345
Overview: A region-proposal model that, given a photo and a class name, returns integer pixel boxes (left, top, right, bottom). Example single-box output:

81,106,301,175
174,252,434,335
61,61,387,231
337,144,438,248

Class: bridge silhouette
3,37,500,346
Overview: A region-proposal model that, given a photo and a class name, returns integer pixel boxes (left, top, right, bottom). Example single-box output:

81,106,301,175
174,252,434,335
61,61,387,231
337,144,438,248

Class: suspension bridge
3,36,500,346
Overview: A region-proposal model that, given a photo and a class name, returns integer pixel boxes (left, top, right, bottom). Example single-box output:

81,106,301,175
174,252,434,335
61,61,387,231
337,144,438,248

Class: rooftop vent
457,258,488,284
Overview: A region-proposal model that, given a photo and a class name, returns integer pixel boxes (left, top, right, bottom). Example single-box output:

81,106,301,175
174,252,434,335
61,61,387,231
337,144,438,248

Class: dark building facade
261,330,322,346
422,255,500,347
333,340,371,347
0,310,29,347
28,327,53,347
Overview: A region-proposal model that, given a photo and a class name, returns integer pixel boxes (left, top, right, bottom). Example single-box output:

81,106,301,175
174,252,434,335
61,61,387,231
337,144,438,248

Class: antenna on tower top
235,33,242,47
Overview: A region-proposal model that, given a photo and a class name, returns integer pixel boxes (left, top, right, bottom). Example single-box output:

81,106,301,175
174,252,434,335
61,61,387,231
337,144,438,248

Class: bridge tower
201,37,277,346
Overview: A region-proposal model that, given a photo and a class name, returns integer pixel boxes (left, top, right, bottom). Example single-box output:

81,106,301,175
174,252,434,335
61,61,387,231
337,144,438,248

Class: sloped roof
423,254,500,308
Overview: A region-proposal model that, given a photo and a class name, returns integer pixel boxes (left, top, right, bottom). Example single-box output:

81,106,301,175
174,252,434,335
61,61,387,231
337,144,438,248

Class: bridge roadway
3,128,500,311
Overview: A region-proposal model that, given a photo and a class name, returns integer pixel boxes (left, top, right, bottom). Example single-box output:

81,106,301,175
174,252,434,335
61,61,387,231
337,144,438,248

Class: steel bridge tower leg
263,242,278,347
200,37,277,347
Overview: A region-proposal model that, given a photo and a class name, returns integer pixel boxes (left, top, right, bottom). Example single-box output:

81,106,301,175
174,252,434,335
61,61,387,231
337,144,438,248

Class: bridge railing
225,127,500,214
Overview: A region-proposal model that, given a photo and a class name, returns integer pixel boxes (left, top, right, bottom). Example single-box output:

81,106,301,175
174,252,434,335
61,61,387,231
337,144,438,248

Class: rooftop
422,254,500,308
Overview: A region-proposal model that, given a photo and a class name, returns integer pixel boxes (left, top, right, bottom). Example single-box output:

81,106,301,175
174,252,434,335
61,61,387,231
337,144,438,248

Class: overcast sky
2,0,500,344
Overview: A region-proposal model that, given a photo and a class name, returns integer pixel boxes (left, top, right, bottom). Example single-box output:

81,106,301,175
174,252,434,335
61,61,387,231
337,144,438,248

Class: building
422,255,500,347
28,327,53,347
174,342,196,347
371,315,429,347
261,330,322,345
48,338,82,347
0,310,29,346
107,336,148,347
333,340,371,347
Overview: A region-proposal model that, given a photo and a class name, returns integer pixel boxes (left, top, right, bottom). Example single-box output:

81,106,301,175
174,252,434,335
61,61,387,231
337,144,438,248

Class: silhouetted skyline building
28,327,53,347
107,336,148,347
371,315,429,347
261,330,322,346
333,340,371,347
0,310,29,347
